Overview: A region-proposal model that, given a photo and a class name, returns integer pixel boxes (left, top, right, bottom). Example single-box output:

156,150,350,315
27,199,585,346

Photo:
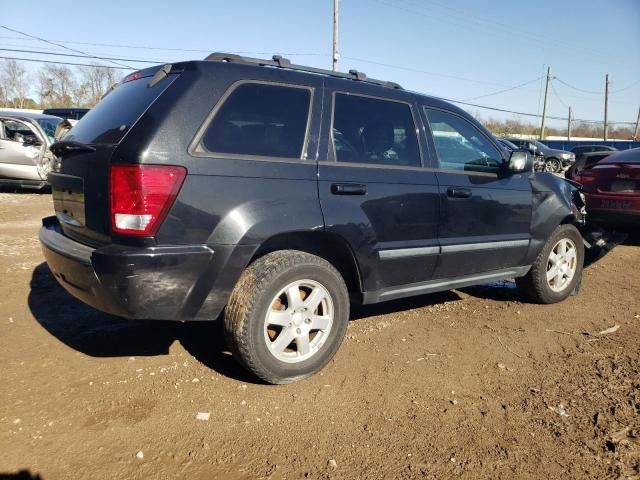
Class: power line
0,35,329,57
0,55,131,70
610,78,640,94
376,0,626,65
1,55,636,125
0,48,162,65
437,96,635,125
553,77,602,95
344,56,533,88
5,29,636,96
460,77,543,102
0,24,134,69
550,81,569,109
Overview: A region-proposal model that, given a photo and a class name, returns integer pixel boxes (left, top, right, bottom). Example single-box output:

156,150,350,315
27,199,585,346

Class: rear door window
201,82,312,159
331,93,421,167
64,73,177,145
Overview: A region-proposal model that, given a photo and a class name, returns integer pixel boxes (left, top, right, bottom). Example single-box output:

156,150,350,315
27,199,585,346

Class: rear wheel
516,224,584,304
224,250,349,384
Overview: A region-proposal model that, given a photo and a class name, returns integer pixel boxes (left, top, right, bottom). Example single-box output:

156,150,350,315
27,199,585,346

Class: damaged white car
0,111,62,189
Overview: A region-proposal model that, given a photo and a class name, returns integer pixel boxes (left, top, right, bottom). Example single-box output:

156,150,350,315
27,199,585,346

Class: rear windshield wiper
50,140,96,156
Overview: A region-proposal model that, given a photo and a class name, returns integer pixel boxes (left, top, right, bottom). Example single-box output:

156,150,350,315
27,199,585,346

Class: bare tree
77,64,119,107
0,59,30,108
38,64,76,108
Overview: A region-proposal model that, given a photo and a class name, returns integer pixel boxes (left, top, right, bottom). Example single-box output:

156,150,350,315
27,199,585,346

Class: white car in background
0,110,62,189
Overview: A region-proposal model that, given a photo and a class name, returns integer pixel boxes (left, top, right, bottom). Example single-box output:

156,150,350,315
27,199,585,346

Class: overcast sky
2,0,639,128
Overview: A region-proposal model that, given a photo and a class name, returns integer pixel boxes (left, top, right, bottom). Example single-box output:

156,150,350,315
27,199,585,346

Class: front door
0,118,45,180
317,80,440,295
422,107,532,279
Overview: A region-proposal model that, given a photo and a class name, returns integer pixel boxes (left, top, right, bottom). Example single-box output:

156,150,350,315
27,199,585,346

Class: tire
516,224,584,304
546,157,562,173
224,250,350,384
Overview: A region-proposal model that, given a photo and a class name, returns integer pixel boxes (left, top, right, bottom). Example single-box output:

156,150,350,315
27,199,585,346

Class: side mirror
506,149,533,174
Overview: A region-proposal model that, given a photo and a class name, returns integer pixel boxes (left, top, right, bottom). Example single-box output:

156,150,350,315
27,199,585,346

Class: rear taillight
110,164,186,236
576,171,602,193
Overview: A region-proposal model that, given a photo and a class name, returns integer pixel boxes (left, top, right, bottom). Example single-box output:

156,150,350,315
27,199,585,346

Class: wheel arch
249,231,363,301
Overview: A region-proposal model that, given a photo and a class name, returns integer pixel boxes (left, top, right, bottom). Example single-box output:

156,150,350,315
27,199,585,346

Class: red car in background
572,148,640,226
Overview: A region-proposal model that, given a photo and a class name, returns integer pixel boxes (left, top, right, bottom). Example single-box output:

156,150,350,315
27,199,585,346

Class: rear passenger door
318,80,440,295
183,73,325,247
422,107,532,278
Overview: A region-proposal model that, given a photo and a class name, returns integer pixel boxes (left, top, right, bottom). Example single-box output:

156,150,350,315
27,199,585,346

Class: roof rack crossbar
204,52,402,89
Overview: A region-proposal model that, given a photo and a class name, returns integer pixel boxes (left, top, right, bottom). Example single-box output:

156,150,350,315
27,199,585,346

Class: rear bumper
39,216,251,321
587,210,640,226
585,194,640,225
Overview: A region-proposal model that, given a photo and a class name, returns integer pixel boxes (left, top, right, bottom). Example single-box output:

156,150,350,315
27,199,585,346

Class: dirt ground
1,191,639,480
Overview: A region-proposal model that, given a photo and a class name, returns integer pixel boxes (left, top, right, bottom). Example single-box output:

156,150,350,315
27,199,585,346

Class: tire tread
224,250,347,384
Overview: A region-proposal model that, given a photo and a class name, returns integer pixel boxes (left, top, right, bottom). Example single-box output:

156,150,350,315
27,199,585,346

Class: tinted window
65,74,177,145
425,108,503,173
202,83,311,158
332,93,420,167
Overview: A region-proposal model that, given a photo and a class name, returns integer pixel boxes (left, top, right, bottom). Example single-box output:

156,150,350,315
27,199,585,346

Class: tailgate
49,146,117,245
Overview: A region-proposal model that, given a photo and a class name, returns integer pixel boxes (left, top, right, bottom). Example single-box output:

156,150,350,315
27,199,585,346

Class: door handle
446,187,472,198
331,183,367,195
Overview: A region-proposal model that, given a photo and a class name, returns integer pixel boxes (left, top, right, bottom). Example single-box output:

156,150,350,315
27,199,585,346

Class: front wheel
516,224,584,304
546,157,562,173
224,250,350,384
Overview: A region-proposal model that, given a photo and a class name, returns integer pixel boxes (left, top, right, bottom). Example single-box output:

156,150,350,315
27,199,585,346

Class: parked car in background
42,108,89,121
0,111,62,189
570,144,617,156
498,138,545,171
565,150,614,181
571,148,639,226
41,53,588,384
504,138,575,173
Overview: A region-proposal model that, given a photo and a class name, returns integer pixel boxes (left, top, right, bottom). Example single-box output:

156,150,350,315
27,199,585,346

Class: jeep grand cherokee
41,53,587,384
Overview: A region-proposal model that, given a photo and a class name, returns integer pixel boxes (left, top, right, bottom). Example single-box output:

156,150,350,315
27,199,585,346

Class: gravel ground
1,191,639,480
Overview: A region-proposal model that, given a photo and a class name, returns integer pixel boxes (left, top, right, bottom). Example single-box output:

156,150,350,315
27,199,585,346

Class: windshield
36,118,62,143
533,141,549,151
500,139,518,150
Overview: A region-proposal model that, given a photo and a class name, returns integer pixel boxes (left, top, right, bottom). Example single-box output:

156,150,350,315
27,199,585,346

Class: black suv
40,53,587,384
504,138,575,173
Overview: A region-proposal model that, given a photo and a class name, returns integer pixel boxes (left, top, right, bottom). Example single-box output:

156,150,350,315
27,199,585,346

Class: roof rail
204,52,402,90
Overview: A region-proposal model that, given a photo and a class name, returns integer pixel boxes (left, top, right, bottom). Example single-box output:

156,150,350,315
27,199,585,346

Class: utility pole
567,106,572,140
604,74,610,141
634,106,640,141
332,0,339,72
539,66,551,140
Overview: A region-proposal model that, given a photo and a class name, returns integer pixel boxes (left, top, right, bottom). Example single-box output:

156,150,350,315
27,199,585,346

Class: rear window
201,82,312,159
64,74,176,145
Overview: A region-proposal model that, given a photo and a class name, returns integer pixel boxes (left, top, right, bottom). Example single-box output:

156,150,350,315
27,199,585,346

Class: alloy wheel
546,238,578,292
263,280,334,363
